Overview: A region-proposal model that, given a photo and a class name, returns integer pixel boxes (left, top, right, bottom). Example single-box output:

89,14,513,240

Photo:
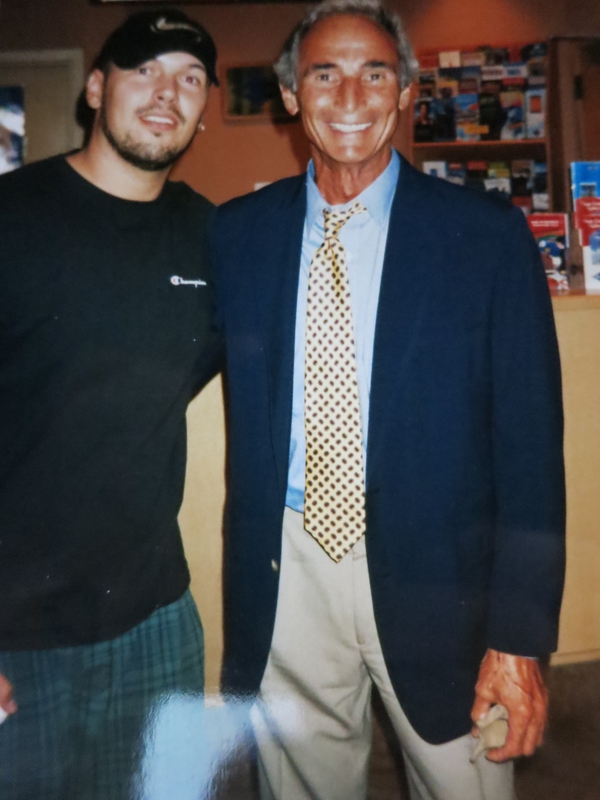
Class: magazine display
527,214,569,292
525,88,546,140
571,162,600,291
414,43,546,143
421,158,547,211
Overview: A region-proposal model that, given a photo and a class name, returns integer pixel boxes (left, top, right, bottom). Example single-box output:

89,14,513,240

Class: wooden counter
180,376,226,693
179,293,600,690
551,292,600,664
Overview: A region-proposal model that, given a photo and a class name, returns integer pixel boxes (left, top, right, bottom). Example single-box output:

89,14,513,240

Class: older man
0,10,220,798
211,1,565,798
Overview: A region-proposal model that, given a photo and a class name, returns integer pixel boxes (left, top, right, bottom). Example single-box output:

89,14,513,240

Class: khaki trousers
251,507,516,800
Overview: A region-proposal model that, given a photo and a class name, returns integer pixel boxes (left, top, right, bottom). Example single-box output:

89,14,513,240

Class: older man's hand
0,673,17,719
471,648,547,762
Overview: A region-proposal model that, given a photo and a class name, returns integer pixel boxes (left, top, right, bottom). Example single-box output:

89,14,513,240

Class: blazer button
271,559,279,572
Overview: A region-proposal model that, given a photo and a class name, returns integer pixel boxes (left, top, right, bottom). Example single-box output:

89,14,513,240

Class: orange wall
1,0,600,203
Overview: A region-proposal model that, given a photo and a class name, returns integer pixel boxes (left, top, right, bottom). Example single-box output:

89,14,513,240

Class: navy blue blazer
211,154,565,744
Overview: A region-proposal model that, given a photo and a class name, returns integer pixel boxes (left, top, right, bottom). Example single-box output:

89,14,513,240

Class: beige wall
3,0,600,689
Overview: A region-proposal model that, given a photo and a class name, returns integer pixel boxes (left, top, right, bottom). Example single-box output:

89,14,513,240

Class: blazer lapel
252,178,307,504
366,157,437,482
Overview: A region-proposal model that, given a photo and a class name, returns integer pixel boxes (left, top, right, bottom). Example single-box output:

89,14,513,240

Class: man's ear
86,69,105,112
280,85,300,117
398,85,411,112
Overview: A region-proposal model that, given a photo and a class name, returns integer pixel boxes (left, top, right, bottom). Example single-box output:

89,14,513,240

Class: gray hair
274,0,419,93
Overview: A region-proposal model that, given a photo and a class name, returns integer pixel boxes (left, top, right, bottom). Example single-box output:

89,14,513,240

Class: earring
199,122,205,132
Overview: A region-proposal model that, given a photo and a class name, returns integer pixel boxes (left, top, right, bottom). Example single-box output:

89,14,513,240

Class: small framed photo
222,64,292,124
0,87,25,175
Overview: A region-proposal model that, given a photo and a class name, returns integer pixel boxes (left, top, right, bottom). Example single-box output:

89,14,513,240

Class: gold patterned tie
304,202,367,562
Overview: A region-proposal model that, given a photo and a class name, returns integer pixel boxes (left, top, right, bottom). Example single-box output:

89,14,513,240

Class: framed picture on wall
222,64,292,124
0,86,25,174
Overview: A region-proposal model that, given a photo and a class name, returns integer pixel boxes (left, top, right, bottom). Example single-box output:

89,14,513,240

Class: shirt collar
305,149,400,233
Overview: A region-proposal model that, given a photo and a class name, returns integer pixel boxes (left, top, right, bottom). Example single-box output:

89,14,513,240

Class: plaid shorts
0,590,204,800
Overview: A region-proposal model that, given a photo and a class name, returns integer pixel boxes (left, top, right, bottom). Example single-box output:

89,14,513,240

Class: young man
0,10,220,798
211,1,565,798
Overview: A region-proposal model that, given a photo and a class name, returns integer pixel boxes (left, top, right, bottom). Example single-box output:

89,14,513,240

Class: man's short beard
99,102,192,172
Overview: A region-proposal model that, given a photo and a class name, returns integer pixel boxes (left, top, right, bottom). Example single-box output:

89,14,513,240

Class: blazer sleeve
486,206,566,658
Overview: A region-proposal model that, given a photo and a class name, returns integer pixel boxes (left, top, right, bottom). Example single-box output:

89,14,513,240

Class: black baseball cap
92,9,219,86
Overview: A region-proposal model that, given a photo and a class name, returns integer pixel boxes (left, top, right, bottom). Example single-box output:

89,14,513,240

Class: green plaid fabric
0,590,204,800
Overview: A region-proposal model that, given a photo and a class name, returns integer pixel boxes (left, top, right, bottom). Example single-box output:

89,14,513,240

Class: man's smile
138,106,184,131
142,114,176,125
329,122,373,132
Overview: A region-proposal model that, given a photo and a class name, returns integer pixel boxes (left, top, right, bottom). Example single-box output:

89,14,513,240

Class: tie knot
323,201,367,241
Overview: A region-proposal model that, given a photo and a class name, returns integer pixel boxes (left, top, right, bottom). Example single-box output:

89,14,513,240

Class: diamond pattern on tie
304,201,367,562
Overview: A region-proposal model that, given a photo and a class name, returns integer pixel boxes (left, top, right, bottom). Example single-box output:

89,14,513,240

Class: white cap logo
152,17,202,38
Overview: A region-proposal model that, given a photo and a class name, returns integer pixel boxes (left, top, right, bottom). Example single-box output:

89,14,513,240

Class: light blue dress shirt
285,150,400,512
